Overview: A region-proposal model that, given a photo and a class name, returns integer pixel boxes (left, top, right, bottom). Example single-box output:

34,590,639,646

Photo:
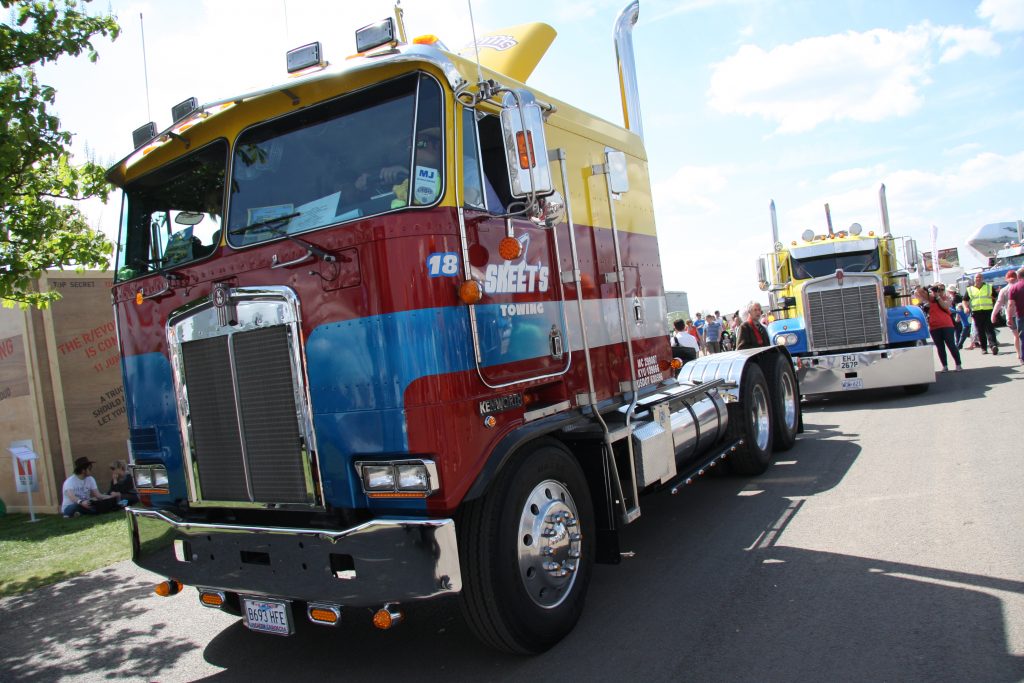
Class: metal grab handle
271,249,315,270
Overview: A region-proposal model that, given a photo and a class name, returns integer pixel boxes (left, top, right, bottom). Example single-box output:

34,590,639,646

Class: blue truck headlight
396,464,430,491
896,319,922,334
774,333,798,346
361,465,396,492
356,460,439,497
131,464,169,493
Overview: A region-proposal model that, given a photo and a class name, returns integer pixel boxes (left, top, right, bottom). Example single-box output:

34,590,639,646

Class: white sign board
9,440,39,494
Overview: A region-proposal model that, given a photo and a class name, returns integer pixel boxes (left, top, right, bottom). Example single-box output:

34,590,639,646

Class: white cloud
708,22,998,133
825,166,885,185
652,164,729,213
977,0,1024,32
935,25,1000,63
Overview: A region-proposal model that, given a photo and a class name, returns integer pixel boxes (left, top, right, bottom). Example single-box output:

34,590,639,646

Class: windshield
115,141,227,281
792,248,880,279
994,253,1024,269
228,73,443,246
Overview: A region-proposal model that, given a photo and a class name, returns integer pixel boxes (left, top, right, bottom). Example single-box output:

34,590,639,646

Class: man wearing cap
992,269,1021,361
61,457,116,518
964,272,999,354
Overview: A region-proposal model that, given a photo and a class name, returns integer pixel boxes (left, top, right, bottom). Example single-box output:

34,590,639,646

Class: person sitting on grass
61,457,119,518
107,459,139,507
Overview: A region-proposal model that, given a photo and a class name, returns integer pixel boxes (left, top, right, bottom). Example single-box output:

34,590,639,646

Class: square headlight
362,465,396,491
396,464,429,491
133,467,153,488
153,466,169,487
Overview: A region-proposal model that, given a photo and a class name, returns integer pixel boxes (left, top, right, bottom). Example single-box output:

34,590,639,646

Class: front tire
727,363,775,475
458,440,595,654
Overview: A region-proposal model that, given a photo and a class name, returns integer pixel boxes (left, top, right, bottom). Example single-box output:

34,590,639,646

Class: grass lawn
0,512,131,598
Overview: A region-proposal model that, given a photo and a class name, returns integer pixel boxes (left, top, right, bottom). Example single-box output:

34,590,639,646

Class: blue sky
34,0,1024,314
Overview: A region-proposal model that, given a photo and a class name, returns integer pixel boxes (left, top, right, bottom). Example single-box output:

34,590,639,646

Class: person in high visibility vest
964,272,1000,354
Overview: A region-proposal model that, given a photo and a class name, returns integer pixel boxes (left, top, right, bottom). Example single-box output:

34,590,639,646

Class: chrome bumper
126,508,462,606
795,345,935,395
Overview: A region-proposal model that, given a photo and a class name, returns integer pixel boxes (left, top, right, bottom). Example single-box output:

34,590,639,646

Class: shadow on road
3,411,1021,682
805,362,1020,412
0,563,196,681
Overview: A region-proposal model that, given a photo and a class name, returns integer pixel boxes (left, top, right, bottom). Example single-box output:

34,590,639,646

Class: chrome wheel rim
517,479,582,609
781,370,797,432
751,384,771,451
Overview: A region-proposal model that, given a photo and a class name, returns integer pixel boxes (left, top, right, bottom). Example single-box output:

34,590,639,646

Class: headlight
356,460,439,497
774,333,798,346
133,468,152,488
896,319,923,333
396,464,429,491
131,464,169,493
361,465,396,492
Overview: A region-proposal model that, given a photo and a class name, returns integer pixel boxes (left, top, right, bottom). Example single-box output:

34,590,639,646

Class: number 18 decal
426,252,460,277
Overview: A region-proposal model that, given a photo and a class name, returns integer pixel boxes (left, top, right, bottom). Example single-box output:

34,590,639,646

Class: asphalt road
3,339,1023,682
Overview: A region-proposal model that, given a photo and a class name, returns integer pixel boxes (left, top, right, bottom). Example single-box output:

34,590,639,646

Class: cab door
460,107,569,386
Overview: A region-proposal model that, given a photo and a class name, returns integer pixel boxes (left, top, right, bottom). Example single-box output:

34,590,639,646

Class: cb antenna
466,0,485,87
139,13,152,122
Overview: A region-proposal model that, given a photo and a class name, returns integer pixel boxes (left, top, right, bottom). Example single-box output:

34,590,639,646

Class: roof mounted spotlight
286,41,324,73
171,97,198,124
849,222,863,236
356,17,397,53
132,121,157,149
801,229,815,242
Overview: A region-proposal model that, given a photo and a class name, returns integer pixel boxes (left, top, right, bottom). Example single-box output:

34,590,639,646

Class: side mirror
606,149,629,194
530,191,565,228
756,256,769,291
905,239,919,271
500,90,553,199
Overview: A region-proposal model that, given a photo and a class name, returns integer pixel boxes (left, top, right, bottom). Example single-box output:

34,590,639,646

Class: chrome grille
179,323,312,506
806,283,884,349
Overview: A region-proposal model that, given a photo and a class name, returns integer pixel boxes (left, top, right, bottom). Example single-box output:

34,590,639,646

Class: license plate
839,355,859,370
242,597,293,636
841,378,864,390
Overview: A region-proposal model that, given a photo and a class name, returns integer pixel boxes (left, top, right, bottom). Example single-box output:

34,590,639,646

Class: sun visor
458,22,556,83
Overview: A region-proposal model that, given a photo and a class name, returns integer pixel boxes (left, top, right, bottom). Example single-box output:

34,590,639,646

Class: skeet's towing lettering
484,262,549,294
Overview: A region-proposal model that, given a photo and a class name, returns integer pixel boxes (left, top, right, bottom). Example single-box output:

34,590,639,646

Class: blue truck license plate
242,597,292,636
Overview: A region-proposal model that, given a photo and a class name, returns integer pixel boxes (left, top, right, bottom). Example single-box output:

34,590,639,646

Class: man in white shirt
62,457,115,518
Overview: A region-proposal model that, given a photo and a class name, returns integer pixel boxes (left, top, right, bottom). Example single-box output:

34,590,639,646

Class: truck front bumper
126,507,462,607
795,345,935,395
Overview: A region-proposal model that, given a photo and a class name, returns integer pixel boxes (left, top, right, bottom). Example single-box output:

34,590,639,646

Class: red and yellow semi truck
109,2,799,653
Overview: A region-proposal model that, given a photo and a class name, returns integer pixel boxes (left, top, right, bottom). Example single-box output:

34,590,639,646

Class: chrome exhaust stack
614,1,644,141
879,183,892,237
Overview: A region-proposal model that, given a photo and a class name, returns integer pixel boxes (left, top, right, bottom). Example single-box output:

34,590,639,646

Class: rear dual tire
728,363,775,475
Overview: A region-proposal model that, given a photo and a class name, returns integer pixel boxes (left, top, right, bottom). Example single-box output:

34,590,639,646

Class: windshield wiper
229,211,335,264
229,211,302,235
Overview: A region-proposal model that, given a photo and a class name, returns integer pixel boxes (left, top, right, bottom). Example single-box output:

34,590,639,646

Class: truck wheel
765,354,800,451
458,441,594,654
727,363,775,475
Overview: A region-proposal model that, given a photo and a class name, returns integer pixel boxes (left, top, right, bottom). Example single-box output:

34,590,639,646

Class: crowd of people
672,267,1024,371
670,301,772,360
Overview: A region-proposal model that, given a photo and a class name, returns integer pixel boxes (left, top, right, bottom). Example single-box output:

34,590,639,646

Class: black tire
727,363,775,475
458,440,595,654
903,383,929,395
764,354,800,451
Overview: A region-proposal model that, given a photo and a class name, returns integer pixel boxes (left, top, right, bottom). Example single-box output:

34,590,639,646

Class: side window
473,114,514,214
461,107,486,210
